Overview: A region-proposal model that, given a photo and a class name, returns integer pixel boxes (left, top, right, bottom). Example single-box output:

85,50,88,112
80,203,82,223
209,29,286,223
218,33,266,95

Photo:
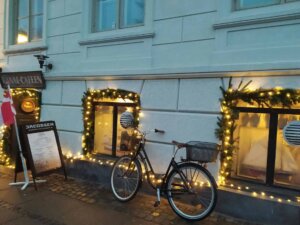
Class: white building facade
1,0,300,191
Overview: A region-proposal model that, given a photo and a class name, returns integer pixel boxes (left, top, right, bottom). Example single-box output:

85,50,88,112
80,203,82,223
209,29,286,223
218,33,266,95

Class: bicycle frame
131,139,193,193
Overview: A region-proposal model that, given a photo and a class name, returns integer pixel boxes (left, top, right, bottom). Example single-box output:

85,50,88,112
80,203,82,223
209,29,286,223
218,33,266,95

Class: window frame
233,0,300,11
3,0,48,54
233,106,300,191
93,101,138,157
92,0,145,33
13,0,44,44
80,0,154,46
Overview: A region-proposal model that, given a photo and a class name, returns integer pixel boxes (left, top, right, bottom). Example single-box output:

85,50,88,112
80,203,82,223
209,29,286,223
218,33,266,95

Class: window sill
79,30,155,46
4,43,47,55
214,12,300,29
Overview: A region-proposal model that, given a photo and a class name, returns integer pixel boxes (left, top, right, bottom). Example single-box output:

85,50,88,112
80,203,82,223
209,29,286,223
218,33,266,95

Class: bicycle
110,124,219,221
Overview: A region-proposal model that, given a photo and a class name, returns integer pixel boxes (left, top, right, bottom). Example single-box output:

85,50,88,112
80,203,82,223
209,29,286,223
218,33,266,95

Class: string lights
215,78,300,205
0,89,41,167
215,78,300,184
81,88,141,155
0,86,299,206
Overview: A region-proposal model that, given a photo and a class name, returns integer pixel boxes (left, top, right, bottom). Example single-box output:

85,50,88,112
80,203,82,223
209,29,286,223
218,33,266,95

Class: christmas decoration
215,78,300,184
81,88,141,154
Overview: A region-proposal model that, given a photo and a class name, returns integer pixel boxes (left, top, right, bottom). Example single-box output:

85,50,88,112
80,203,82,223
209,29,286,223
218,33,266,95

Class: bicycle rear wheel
110,156,142,202
166,163,217,221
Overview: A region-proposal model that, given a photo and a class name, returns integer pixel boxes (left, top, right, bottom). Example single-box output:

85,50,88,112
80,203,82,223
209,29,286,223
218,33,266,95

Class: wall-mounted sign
21,121,67,178
21,99,36,113
0,71,46,89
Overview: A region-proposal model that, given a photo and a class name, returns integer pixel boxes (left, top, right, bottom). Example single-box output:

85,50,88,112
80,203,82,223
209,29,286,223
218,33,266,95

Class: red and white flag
0,90,16,125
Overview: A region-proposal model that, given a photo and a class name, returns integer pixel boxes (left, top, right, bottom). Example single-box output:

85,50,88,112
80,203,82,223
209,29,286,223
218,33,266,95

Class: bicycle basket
186,141,219,163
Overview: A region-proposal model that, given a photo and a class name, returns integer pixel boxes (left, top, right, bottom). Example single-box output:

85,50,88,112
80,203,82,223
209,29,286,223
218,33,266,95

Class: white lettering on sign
26,122,55,130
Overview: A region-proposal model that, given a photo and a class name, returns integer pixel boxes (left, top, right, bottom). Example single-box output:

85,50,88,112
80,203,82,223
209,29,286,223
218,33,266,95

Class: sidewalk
0,173,258,225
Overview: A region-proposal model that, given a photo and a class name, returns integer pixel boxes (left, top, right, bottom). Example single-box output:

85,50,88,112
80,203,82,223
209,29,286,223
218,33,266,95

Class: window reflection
275,115,300,190
234,113,270,183
15,0,43,44
120,0,144,28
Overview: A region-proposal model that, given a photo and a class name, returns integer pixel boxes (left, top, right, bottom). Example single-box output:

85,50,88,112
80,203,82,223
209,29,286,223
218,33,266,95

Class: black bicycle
110,126,219,221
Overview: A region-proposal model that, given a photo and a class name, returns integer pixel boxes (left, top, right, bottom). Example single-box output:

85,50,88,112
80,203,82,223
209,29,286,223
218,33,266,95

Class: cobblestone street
0,173,259,225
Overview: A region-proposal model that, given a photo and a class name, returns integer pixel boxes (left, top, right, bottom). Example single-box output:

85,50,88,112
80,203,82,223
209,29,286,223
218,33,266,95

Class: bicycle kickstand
154,188,161,207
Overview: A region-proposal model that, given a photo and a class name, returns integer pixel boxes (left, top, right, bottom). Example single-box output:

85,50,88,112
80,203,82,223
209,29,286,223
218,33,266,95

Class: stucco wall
1,0,300,175
1,0,300,75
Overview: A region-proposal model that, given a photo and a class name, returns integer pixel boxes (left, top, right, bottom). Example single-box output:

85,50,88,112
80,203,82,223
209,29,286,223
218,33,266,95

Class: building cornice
213,12,300,29
44,69,300,81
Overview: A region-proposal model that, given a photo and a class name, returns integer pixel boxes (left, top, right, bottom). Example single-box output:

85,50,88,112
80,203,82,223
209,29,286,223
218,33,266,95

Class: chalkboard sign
21,121,67,178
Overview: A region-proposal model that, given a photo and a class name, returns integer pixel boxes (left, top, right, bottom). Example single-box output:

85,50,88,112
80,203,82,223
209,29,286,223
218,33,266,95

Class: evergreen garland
0,89,41,166
81,88,141,155
216,78,300,183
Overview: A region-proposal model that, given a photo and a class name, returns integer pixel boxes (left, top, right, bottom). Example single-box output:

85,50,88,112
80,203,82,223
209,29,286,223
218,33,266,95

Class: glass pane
234,112,270,183
30,15,43,41
95,0,116,32
120,0,144,28
31,0,43,15
94,106,114,155
17,18,29,44
236,0,281,10
18,0,29,18
116,106,135,157
274,115,300,190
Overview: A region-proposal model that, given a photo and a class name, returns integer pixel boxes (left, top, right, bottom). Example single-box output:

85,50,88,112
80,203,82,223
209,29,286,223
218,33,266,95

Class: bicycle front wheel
110,156,142,202
166,163,217,221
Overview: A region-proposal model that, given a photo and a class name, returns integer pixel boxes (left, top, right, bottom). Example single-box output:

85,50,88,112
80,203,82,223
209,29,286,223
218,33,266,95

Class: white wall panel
140,111,218,143
153,18,182,45
62,81,86,106
58,131,82,155
48,14,80,36
45,53,81,74
145,142,174,173
65,0,81,15
87,41,149,59
154,0,216,20
48,0,64,19
48,36,64,54
43,81,63,104
141,80,178,110
227,23,300,48
182,12,216,41
41,105,82,132
178,78,221,112
152,40,214,68
63,33,80,53
5,55,39,72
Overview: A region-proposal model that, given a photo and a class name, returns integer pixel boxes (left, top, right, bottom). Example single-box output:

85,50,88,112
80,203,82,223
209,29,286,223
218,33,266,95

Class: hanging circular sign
283,120,300,146
21,99,36,113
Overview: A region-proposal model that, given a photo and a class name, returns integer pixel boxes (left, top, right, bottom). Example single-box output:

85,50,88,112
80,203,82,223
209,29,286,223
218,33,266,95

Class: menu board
22,121,66,177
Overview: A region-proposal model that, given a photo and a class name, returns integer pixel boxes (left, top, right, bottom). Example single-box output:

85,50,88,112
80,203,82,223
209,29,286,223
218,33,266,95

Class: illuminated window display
233,110,300,190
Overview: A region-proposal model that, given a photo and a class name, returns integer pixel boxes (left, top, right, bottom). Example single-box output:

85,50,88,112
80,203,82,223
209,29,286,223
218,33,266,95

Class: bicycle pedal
154,201,160,207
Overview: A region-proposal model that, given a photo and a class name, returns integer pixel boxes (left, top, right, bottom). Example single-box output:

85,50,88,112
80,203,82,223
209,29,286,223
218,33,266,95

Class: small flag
1,90,16,125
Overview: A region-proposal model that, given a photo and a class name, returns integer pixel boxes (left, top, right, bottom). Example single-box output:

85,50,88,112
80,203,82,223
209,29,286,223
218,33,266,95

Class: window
233,108,300,191
93,103,137,157
93,0,145,32
234,0,300,10
13,0,43,44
